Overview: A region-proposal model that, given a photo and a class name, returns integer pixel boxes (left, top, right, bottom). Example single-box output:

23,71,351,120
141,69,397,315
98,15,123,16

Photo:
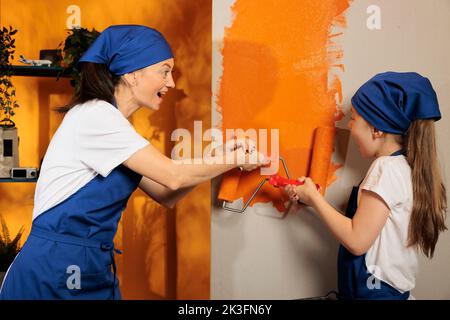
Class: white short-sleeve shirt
32,99,149,220
358,155,418,293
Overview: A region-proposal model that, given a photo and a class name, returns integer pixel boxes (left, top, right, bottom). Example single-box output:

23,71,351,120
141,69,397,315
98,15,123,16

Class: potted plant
0,214,24,285
0,26,20,178
59,27,100,90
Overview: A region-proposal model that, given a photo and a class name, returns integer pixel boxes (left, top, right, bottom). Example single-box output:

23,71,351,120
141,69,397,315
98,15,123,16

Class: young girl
285,72,447,300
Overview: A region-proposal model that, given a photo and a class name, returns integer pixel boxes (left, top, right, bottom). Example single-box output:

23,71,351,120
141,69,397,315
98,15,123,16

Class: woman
0,25,266,300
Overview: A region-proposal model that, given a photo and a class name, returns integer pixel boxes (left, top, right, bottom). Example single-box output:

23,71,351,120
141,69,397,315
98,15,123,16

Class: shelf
0,65,70,78
0,178,38,183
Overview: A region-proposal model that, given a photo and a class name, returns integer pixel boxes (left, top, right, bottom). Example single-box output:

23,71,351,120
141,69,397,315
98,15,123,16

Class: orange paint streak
218,0,350,212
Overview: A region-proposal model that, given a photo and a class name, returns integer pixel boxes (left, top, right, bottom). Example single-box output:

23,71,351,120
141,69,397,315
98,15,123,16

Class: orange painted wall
218,0,349,212
0,0,211,299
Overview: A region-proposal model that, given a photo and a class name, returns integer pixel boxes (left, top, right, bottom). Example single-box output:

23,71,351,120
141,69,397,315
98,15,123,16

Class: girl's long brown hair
405,119,447,258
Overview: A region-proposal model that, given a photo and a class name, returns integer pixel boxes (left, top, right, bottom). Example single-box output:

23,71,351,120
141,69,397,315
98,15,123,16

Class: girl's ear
372,127,384,139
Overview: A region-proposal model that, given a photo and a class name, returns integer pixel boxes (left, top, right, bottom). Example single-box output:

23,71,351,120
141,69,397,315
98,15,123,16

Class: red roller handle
268,174,320,190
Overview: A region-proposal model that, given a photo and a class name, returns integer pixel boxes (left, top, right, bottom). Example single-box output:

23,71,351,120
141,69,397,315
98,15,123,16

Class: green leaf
0,214,24,270
0,215,11,244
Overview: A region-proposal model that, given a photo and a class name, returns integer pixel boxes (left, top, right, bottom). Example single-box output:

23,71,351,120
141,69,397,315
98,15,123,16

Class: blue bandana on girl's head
351,72,441,135
78,25,173,76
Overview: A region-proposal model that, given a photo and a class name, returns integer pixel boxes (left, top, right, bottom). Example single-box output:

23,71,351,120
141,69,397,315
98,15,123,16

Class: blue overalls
337,150,410,300
0,164,142,300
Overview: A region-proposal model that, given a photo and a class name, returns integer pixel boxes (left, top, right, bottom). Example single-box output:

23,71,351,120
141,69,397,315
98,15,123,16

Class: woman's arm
123,142,264,191
285,178,390,256
138,176,195,209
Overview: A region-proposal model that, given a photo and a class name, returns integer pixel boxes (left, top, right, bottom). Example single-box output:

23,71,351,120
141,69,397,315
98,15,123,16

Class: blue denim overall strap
29,226,122,299
337,150,410,300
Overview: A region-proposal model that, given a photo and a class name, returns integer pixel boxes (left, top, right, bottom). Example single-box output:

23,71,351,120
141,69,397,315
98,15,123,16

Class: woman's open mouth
156,91,166,103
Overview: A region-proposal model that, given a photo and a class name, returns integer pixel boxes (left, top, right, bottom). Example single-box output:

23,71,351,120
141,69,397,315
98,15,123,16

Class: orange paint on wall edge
218,0,351,212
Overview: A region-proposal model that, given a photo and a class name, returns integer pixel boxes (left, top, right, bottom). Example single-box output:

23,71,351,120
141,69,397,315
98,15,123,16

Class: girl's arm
285,178,390,256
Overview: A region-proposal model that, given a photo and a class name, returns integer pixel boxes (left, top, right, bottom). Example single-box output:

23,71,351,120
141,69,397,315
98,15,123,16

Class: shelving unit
1,65,70,78
1,65,70,183
0,178,38,183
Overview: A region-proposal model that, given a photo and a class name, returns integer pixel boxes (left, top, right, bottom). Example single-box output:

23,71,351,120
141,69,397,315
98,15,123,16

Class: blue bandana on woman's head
78,25,173,76
351,72,441,135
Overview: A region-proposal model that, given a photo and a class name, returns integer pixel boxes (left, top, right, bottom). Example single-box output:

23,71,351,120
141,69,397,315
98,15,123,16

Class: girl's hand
284,176,321,207
284,184,298,201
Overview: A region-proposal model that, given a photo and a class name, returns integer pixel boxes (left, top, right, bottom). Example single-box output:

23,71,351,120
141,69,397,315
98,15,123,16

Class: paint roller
217,168,242,202
266,126,335,192
218,126,335,212
218,156,292,213
217,136,254,202
308,126,335,195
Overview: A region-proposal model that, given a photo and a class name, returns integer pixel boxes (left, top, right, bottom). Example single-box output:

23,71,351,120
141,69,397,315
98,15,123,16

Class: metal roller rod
222,156,290,214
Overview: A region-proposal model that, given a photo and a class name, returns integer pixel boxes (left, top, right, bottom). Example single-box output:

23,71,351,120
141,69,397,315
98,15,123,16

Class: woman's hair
405,119,447,258
56,62,122,113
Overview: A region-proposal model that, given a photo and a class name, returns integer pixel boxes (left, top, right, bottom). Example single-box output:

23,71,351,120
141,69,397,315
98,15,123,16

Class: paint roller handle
268,174,320,190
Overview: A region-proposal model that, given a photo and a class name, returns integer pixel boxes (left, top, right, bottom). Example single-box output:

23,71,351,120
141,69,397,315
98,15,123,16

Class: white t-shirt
358,155,418,294
32,99,149,220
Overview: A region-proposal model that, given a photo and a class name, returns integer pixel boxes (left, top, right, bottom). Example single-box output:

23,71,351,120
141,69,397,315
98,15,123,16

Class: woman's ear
122,72,137,87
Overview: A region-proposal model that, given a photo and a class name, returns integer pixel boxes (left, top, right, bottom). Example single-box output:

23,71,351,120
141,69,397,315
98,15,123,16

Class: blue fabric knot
100,243,114,251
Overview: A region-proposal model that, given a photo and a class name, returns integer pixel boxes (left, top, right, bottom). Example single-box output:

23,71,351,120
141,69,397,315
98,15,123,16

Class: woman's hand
284,177,322,207
225,137,269,171
239,150,270,171
224,137,256,154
